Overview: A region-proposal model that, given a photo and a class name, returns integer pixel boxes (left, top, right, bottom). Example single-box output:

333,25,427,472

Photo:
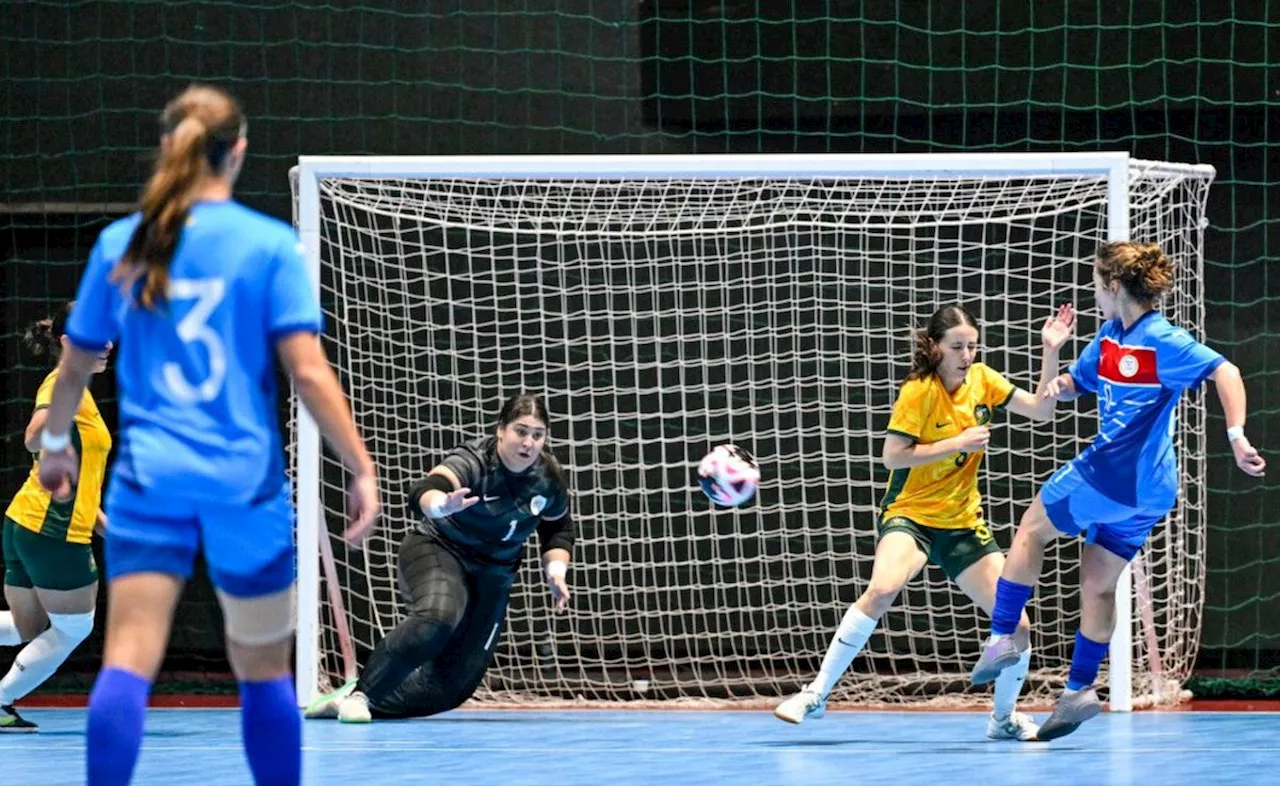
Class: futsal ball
698,444,760,507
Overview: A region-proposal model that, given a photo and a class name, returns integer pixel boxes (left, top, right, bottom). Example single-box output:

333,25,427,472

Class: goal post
291,152,1213,711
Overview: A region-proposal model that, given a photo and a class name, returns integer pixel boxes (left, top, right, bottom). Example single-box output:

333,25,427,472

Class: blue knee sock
86,667,152,786
1067,631,1109,691
990,577,1034,636
240,676,301,786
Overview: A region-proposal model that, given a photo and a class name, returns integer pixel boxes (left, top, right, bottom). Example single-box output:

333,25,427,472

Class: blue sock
990,577,1034,636
86,667,152,786
240,676,301,786
1067,630,1109,691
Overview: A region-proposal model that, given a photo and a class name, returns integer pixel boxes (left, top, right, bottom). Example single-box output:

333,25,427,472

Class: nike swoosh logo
483,495,500,502
936,422,950,428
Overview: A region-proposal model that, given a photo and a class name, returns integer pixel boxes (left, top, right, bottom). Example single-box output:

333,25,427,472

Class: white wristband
40,430,70,452
545,560,568,580
426,500,446,518
1226,426,1246,443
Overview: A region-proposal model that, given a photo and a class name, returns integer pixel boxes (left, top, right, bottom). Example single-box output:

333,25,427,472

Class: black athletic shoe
0,704,37,733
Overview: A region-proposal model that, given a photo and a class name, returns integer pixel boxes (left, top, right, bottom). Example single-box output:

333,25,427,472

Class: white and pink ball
697,444,760,507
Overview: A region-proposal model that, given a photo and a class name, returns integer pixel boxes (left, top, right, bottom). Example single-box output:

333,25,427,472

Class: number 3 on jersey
163,278,227,404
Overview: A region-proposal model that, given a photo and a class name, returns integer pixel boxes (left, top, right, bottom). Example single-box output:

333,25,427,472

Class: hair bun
22,317,56,359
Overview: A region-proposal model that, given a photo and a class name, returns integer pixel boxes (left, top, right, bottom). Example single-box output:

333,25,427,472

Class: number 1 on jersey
503,519,518,541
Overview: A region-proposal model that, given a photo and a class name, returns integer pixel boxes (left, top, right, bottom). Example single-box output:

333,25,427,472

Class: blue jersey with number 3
1066,310,1223,507
66,201,323,505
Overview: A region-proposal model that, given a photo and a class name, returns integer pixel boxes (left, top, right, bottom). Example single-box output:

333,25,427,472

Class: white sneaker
773,688,827,725
986,710,1040,741
304,679,358,720
338,690,372,724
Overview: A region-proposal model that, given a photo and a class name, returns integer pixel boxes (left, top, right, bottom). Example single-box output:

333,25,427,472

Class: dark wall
638,0,1280,669
1,0,660,673
1,0,1275,674
1,0,660,214
642,1,1273,126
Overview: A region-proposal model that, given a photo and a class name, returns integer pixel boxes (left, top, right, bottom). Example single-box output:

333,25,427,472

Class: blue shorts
104,479,296,598
1040,461,1171,561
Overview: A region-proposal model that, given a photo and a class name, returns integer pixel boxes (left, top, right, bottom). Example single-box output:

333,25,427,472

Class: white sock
0,621,82,705
992,647,1032,719
808,605,878,697
0,612,22,646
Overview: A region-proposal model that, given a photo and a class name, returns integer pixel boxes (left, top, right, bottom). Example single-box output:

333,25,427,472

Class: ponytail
22,302,73,366
112,84,245,309
905,327,943,382
115,117,207,308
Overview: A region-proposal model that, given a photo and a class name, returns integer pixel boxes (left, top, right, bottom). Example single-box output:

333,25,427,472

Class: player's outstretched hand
1041,303,1076,351
548,574,571,613
343,472,381,546
1231,437,1266,477
435,487,480,517
37,446,79,502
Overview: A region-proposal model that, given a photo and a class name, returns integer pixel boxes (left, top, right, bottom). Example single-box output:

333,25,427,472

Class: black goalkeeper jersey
407,436,572,566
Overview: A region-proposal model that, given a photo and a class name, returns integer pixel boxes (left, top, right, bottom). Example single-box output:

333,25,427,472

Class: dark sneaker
970,635,1022,685
0,704,37,733
1036,687,1101,741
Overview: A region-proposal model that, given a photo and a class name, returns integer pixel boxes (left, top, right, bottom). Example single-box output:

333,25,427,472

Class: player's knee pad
390,613,457,658
405,591,468,625
47,610,95,644
217,585,296,646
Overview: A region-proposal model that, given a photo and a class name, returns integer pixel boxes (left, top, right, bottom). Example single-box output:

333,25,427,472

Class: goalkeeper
307,393,574,722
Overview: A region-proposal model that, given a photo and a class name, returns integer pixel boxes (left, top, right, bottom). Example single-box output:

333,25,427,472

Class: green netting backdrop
1,1,1275,694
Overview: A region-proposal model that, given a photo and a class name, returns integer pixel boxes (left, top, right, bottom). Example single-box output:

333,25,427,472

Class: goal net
290,154,1212,708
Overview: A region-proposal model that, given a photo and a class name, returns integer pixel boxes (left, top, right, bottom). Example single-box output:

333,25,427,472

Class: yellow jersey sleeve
33,371,57,411
978,363,1016,410
886,378,931,440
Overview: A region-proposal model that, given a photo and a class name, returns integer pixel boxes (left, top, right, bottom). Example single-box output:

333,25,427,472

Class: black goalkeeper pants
355,530,514,718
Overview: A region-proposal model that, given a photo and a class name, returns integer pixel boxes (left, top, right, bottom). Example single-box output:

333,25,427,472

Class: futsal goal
290,153,1213,711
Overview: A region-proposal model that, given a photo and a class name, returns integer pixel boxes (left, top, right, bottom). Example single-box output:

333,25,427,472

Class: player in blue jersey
969,241,1265,740
35,85,381,785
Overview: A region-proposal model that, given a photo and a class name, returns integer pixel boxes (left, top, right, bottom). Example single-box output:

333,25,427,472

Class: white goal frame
292,151,1193,712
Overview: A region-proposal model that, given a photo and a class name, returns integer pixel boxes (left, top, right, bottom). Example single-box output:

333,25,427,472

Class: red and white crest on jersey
1098,337,1160,386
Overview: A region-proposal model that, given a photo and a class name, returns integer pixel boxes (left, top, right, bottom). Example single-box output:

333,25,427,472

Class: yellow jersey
4,370,112,545
879,363,1014,530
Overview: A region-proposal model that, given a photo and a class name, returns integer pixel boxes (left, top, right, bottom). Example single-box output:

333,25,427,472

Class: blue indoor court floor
1,708,1274,785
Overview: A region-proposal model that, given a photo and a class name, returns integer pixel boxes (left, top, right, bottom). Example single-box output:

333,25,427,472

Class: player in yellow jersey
0,304,111,731
775,302,1075,740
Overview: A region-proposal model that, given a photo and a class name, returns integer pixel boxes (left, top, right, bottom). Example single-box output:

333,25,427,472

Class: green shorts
876,515,1000,581
3,517,98,591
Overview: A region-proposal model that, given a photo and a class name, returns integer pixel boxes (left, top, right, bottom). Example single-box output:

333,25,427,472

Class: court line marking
2,743,1279,754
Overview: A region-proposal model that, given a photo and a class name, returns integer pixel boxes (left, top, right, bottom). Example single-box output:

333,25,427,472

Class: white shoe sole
773,706,804,725
338,700,373,724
